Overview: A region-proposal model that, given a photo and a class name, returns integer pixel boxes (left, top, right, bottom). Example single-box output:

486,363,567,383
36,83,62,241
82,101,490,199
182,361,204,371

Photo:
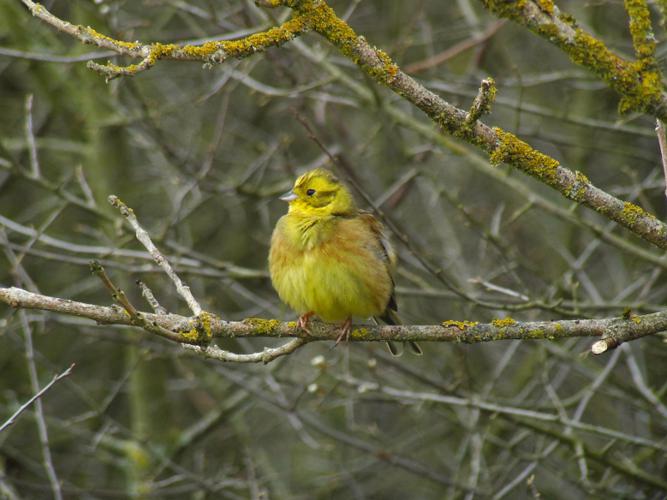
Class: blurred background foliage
1,0,666,498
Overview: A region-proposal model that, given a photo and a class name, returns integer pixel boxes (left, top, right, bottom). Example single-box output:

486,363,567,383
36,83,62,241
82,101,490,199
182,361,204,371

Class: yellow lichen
179,15,307,63
442,320,479,330
371,48,400,84
199,311,213,340
480,0,528,18
301,1,357,56
125,441,150,470
181,326,199,343
621,201,649,224
243,317,281,335
484,78,497,110
85,26,141,50
535,0,554,15
564,170,590,201
492,317,517,327
180,311,214,343
483,0,663,116
489,128,560,184
296,0,401,86
180,41,220,58
618,65,662,114
351,327,369,339
625,0,657,59
568,29,662,115
148,43,177,63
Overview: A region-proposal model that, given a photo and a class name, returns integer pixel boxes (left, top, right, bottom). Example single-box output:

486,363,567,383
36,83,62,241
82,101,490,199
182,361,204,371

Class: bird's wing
358,211,397,312
357,213,422,356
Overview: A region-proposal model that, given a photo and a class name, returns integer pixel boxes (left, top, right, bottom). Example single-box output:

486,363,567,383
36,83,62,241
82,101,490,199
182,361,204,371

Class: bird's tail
378,309,423,356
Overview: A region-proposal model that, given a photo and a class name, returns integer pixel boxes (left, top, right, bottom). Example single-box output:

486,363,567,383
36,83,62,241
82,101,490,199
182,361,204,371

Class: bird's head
280,168,356,216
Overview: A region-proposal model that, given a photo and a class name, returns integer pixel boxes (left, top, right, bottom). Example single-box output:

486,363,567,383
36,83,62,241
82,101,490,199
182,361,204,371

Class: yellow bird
269,168,421,355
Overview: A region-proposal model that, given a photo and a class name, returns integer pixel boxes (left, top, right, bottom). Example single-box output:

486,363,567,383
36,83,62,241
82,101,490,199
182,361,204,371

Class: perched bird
269,168,421,355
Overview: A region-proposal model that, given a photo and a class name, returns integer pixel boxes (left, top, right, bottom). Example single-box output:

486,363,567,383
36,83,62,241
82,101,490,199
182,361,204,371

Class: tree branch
480,0,666,118
1,286,665,353
0,363,75,434
108,195,202,316
19,0,310,79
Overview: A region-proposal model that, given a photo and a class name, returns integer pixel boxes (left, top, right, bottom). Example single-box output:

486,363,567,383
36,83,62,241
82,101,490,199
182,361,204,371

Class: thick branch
2,287,665,351
480,0,667,118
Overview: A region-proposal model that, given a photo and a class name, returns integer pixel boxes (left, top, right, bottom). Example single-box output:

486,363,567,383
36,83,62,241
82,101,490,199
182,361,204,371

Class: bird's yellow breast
269,214,392,322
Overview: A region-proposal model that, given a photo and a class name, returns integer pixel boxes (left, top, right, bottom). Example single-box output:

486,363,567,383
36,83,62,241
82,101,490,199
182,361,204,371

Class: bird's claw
334,318,352,346
297,312,314,335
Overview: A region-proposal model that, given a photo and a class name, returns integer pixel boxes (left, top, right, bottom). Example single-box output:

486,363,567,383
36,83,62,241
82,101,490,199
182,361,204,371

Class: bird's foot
297,312,314,334
334,317,353,346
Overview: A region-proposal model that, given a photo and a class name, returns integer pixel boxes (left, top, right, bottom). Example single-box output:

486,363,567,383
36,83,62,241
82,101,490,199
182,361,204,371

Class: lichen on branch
1,286,665,357
480,0,667,118
19,0,311,79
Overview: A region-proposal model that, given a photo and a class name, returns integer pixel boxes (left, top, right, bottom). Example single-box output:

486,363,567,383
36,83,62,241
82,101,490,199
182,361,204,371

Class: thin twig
108,195,202,316
405,20,506,74
23,94,40,177
19,310,63,500
89,260,194,343
182,338,309,364
625,348,667,419
0,363,75,433
655,119,667,198
465,77,496,125
137,280,167,314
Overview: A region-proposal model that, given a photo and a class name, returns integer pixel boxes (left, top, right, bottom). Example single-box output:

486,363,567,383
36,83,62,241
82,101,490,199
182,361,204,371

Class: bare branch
108,195,203,316
0,363,75,433
23,94,40,177
625,349,667,419
589,311,662,354
404,20,506,74
137,280,167,315
19,310,63,500
182,338,310,364
655,119,667,198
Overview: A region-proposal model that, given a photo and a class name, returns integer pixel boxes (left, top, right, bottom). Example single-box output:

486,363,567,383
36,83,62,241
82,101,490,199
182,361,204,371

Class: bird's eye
306,189,316,196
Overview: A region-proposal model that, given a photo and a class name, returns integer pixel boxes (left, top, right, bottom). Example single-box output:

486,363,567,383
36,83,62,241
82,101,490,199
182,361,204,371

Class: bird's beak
279,190,298,202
